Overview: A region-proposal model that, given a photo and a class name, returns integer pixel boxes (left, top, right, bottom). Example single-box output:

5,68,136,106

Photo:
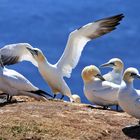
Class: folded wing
3,69,38,91
57,14,124,78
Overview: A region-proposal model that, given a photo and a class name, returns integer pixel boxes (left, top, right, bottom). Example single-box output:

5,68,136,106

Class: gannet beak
100,62,110,68
100,62,115,68
96,74,106,81
134,74,140,79
26,47,38,56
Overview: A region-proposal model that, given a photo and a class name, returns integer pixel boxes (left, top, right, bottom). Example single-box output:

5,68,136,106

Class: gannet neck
35,52,51,67
114,65,123,72
111,68,123,79
37,52,47,63
123,80,134,89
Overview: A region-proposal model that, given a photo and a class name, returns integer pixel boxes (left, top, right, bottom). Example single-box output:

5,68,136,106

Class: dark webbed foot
53,94,56,99
8,96,13,102
103,106,108,110
0,93,11,102
60,95,64,100
116,105,119,111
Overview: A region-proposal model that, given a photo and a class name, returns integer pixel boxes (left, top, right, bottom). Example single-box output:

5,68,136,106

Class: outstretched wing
56,14,124,78
0,43,38,67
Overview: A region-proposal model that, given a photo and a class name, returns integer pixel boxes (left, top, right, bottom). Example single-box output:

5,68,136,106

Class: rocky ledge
0,97,139,140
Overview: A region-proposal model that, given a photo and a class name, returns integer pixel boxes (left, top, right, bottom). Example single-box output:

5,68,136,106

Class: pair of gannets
82,58,123,109
0,14,124,102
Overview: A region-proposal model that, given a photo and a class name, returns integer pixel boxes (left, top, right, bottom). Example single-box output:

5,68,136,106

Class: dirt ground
0,97,139,140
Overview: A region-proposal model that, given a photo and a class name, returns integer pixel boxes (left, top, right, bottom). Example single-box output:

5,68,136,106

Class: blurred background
0,0,139,103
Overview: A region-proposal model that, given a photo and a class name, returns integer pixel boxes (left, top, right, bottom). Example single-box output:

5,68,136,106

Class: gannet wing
0,43,38,67
103,72,112,81
56,14,124,78
92,81,119,93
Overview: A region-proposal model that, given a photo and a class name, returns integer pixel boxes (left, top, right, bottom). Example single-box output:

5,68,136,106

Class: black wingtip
76,13,124,31
95,13,125,23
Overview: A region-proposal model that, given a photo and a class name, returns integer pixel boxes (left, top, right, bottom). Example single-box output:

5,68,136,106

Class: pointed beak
26,47,38,56
100,62,115,68
134,74,140,79
100,62,110,68
96,74,106,81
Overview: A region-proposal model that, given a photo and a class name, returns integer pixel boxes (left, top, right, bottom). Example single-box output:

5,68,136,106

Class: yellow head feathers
81,65,101,82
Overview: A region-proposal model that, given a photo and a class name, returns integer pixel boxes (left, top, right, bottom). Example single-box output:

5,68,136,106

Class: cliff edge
0,97,139,140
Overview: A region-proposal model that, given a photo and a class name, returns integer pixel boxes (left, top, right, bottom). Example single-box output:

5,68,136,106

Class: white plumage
0,43,38,67
0,60,49,101
118,68,140,121
100,58,124,84
0,14,124,102
82,65,120,107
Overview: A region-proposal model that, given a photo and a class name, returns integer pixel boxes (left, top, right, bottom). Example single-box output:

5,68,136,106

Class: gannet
0,58,52,102
0,14,124,102
82,65,120,109
118,68,140,125
100,58,124,84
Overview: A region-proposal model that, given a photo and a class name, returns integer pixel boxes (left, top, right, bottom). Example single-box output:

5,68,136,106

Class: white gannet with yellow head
100,58,124,84
81,65,120,108
118,67,140,125
0,14,124,102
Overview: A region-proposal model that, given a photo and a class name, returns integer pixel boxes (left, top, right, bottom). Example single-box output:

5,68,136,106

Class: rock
0,99,139,140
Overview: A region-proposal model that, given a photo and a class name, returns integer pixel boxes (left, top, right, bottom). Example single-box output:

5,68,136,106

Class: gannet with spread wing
0,14,124,102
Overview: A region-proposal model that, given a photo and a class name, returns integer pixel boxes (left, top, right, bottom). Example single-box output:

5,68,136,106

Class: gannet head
123,67,140,83
26,47,46,62
100,58,124,71
81,65,105,82
71,94,81,103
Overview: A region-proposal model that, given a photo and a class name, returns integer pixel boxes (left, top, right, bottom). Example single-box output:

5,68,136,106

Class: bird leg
103,106,108,110
116,105,119,111
53,94,56,99
8,96,13,102
60,95,64,100
0,93,10,102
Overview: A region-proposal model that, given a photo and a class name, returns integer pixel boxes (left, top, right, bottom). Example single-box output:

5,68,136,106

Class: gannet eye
130,73,137,77
34,50,38,56
109,62,115,66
